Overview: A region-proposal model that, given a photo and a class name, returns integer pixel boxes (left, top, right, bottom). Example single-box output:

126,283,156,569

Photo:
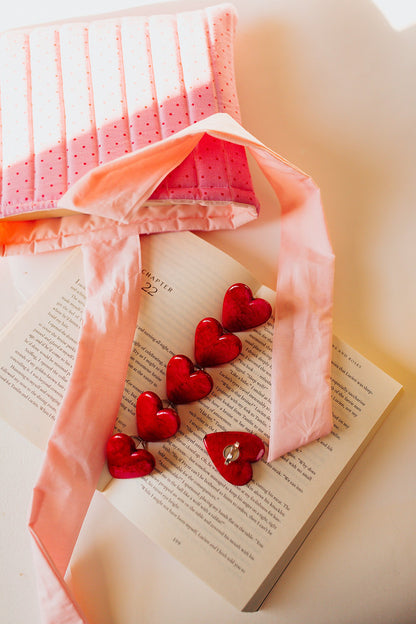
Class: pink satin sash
29,236,142,623
1,113,334,622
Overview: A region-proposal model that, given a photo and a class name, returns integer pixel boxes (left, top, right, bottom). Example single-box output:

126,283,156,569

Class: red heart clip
222,283,272,332
166,355,213,404
194,317,242,368
106,433,155,479
203,431,265,486
136,391,180,442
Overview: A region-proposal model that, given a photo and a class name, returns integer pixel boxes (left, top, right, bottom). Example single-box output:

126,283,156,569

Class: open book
0,232,402,611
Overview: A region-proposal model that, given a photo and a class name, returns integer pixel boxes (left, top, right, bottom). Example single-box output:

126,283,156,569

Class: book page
0,250,85,447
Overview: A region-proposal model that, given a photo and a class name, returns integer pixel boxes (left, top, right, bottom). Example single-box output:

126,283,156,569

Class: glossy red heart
222,283,272,332
203,431,265,486
106,433,155,479
166,354,213,404
194,317,242,367
136,391,180,441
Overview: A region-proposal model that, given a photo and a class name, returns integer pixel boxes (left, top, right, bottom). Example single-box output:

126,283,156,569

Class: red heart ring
136,391,180,441
106,433,155,479
203,431,265,486
166,354,213,404
194,317,242,367
222,283,272,332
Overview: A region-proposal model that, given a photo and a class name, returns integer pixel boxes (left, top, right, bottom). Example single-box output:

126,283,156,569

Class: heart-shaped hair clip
136,391,180,441
106,433,156,479
194,317,242,368
222,283,272,332
166,354,213,404
203,431,265,486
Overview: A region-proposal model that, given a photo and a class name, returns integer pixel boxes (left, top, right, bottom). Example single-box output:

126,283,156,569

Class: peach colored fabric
0,5,258,220
4,113,334,622
29,236,142,624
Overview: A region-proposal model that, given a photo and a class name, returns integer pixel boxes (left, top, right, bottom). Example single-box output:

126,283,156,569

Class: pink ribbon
29,236,142,623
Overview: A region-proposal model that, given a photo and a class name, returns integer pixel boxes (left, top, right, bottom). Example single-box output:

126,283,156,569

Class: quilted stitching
0,5,259,219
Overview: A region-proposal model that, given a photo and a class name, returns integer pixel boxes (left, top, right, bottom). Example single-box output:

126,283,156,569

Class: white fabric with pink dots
0,4,258,220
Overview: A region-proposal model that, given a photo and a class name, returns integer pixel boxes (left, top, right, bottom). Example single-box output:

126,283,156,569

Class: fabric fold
29,235,142,623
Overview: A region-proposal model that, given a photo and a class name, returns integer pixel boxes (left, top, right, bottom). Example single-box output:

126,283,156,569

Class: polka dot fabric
0,4,258,220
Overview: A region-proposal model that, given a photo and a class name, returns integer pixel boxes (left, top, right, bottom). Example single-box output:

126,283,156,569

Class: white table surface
1,1,416,623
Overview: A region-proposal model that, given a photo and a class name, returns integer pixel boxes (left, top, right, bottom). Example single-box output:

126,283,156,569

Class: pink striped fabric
0,4,258,220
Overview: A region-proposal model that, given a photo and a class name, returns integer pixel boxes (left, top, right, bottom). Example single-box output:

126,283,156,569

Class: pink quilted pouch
0,4,258,222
